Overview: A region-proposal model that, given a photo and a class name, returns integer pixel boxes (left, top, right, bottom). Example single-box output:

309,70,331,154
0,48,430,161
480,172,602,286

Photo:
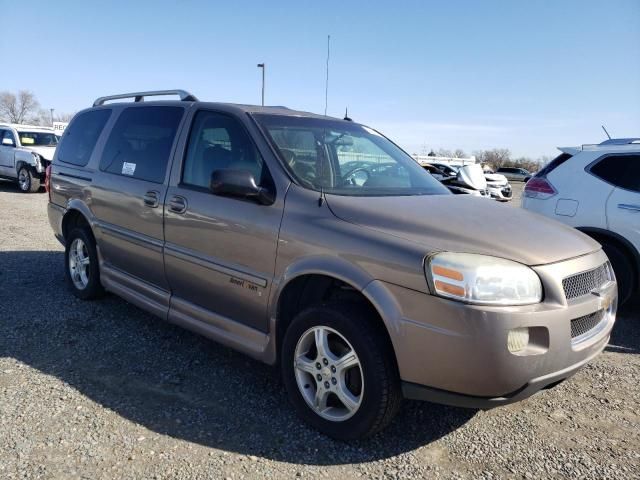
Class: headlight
425,252,543,305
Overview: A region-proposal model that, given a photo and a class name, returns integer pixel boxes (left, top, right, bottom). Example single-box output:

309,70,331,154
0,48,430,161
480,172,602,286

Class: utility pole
324,35,330,115
50,108,55,126
257,63,265,106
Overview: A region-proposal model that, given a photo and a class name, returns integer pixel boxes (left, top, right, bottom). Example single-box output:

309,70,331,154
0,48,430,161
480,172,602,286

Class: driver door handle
168,195,187,214
618,204,640,212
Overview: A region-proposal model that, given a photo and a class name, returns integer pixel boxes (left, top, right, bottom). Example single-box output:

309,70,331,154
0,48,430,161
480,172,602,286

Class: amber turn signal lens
434,280,465,297
432,265,464,281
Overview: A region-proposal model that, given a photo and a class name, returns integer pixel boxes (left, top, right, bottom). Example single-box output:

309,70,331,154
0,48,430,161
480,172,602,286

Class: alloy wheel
68,238,90,290
293,326,364,422
18,169,30,191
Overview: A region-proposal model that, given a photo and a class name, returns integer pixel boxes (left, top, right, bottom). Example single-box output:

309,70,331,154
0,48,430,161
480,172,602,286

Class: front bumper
378,249,615,406
488,184,512,201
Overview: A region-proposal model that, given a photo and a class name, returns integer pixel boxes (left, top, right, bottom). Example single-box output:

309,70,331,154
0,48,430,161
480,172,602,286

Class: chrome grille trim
570,309,607,343
562,263,610,300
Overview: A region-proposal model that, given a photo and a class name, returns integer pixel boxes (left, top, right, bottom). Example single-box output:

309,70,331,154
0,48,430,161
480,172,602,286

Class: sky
2,0,639,158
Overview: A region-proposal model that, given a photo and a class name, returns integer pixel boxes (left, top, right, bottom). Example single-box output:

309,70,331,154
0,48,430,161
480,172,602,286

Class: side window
1,129,16,145
100,106,184,183
57,109,111,166
182,111,266,189
590,155,640,193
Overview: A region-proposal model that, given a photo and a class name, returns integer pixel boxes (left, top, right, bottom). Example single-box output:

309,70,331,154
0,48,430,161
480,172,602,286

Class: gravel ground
0,180,638,479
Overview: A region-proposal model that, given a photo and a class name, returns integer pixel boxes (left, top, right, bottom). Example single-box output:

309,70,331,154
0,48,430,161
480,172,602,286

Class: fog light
507,327,530,353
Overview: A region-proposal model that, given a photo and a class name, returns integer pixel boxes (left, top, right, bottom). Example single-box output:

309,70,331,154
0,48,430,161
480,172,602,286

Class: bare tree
481,148,512,169
436,148,453,158
55,112,75,122
0,90,41,124
453,149,467,158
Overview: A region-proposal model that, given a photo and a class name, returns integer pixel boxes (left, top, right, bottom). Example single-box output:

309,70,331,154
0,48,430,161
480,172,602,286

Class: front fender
14,149,41,172
267,255,405,362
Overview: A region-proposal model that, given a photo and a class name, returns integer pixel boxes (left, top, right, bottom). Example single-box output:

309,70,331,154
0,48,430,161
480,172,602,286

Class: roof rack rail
93,89,198,107
598,138,640,146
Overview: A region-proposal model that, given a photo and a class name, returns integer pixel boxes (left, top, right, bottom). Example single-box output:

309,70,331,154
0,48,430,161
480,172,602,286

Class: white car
432,163,512,201
522,138,639,304
0,124,58,192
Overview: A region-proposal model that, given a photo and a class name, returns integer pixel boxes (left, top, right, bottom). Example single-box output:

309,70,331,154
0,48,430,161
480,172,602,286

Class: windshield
254,114,450,197
18,131,59,147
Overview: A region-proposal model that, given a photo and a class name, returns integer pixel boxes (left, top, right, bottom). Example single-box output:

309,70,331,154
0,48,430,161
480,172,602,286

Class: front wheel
17,166,40,193
281,303,402,440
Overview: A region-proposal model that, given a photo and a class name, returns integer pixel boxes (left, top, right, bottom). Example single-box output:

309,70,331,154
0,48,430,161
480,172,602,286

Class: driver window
182,111,265,189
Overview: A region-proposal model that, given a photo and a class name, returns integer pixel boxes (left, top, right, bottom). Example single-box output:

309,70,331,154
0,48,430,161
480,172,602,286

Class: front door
605,155,640,255
0,130,16,177
90,105,186,310
163,110,283,332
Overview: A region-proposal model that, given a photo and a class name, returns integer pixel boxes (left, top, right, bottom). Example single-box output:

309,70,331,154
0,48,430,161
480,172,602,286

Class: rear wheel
65,227,104,300
601,239,635,306
17,166,40,193
281,303,402,440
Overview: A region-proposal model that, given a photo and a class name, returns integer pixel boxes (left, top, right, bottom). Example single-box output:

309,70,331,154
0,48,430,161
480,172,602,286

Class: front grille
571,310,605,339
562,263,610,300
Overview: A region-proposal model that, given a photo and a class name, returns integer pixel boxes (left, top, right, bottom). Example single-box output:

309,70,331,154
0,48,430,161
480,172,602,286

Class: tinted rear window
57,109,111,166
99,106,184,183
536,153,573,177
590,154,640,193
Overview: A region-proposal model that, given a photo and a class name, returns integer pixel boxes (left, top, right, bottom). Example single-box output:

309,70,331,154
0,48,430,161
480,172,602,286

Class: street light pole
50,108,54,126
257,63,265,106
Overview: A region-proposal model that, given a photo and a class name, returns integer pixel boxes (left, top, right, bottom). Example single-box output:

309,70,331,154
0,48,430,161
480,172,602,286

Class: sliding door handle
143,191,159,208
168,195,187,214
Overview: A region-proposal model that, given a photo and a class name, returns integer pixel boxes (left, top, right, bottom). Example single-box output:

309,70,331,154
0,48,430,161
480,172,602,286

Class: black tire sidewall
281,305,397,440
64,227,103,300
602,241,634,305
18,167,40,193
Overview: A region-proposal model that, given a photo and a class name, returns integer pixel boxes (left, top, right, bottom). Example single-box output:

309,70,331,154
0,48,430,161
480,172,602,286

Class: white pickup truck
0,123,58,192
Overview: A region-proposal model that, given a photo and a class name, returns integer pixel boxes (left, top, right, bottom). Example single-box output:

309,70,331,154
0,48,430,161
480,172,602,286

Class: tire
17,166,40,193
281,303,402,440
601,240,635,306
64,227,104,300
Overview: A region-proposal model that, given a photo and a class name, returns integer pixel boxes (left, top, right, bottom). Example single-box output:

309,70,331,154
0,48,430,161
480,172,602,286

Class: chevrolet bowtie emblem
591,281,617,311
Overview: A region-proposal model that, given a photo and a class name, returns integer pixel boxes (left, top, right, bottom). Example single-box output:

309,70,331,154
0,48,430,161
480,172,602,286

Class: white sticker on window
122,162,136,176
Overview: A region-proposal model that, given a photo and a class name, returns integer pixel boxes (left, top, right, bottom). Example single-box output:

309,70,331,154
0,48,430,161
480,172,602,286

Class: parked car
523,138,639,305
439,164,491,197
421,163,448,181
0,123,58,192
497,166,531,182
484,172,512,202
48,90,617,440
430,163,510,201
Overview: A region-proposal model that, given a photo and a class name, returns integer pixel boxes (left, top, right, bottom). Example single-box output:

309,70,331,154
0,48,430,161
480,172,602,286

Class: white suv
522,138,639,304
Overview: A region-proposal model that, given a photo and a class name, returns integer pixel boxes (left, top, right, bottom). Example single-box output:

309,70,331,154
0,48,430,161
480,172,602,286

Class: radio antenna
324,35,330,116
601,125,612,140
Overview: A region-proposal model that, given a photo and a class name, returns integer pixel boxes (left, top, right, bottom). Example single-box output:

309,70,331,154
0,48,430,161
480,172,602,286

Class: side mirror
2,138,15,147
210,169,275,205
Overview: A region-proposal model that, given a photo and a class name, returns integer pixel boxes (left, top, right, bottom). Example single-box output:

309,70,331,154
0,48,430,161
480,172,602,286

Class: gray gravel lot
0,181,638,479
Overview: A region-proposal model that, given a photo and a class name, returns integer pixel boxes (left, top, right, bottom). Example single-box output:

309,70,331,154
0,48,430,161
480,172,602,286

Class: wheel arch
61,201,96,243
577,226,639,288
270,258,402,367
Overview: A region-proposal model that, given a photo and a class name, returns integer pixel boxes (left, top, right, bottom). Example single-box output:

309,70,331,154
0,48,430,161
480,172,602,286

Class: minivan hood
325,194,600,266
23,145,56,161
